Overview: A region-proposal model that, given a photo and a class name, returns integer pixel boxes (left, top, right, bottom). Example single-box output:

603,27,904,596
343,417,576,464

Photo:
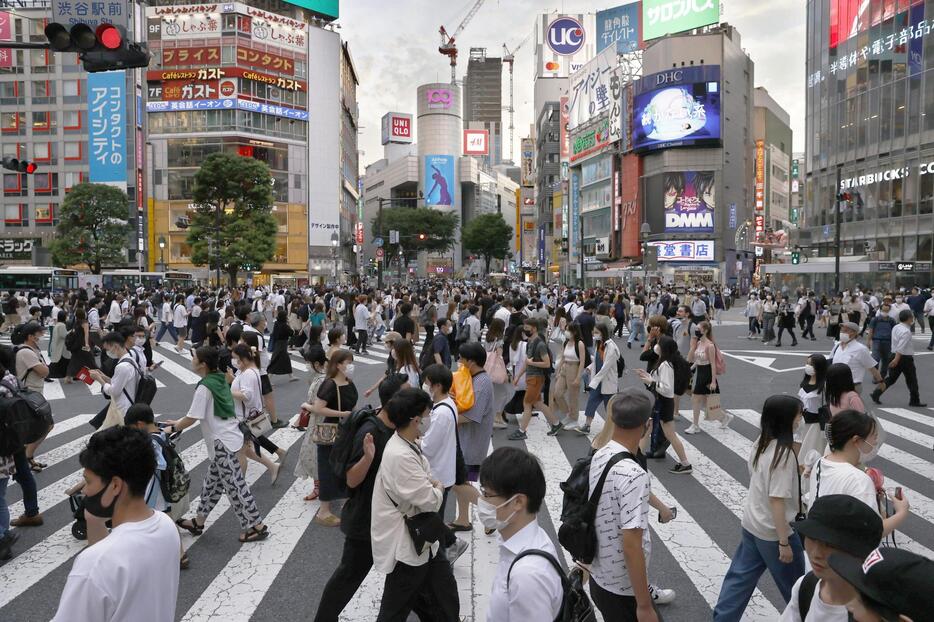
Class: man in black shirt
576,300,597,353
393,303,416,342
313,374,407,622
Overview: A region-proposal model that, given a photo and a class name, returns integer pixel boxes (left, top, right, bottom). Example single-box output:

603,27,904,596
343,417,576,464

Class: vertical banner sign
0,13,12,68
136,128,144,250
755,140,765,211
608,67,623,143
559,97,570,159
538,226,545,267
423,155,455,207
570,169,581,260
88,71,128,190
515,188,522,263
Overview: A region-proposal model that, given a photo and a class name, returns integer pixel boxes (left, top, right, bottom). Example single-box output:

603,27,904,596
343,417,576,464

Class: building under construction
463,48,503,166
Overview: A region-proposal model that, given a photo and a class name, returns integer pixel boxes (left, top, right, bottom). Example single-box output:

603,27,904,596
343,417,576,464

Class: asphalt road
1,307,933,622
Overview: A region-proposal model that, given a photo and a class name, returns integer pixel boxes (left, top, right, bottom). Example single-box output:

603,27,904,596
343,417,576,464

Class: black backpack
672,355,692,396
507,549,597,622
329,405,379,489
65,328,82,352
151,433,190,503
615,353,626,378
418,337,436,371
798,570,855,621
118,359,157,405
558,450,639,563
0,384,53,446
0,407,23,457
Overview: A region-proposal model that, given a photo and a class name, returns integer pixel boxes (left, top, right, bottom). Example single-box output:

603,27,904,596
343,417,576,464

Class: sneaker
669,463,693,475
445,537,469,565
492,419,507,429
684,424,701,435
720,412,734,429
650,585,676,605
507,429,528,441
576,423,591,435
562,417,579,430
909,402,928,408
546,422,564,436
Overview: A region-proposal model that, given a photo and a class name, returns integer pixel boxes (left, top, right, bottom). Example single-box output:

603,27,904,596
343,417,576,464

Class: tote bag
705,393,726,422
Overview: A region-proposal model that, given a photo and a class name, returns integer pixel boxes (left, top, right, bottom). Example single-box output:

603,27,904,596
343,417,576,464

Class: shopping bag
705,393,725,422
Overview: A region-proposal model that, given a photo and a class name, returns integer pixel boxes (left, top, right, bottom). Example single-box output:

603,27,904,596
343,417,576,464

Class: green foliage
461,212,513,274
371,206,459,262
49,182,132,274
186,153,277,284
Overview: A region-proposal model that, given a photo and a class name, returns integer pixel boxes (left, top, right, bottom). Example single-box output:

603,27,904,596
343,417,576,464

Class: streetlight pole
640,222,652,289
330,231,339,285
214,204,222,287
158,236,166,271
377,198,385,290
834,165,843,294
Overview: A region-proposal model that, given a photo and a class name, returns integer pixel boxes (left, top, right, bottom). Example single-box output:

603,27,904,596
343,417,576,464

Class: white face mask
134,337,145,347
858,438,879,463
231,358,240,370
417,414,432,436
804,364,815,377
839,332,852,343
344,363,355,378
476,495,518,532
653,344,661,355
421,382,432,394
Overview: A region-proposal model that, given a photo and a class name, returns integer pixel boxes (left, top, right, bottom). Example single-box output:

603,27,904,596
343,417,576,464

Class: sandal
239,524,269,543
303,481,320,501
29,459,45,473
446,522,473,533
179,551,191,570
176,517,204,536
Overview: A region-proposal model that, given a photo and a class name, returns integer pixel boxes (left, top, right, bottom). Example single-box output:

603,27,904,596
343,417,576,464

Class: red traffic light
24,162,37,174
96,23,123,50
1,157,37,174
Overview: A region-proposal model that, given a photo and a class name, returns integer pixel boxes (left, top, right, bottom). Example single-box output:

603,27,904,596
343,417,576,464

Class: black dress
66,324,98,378
266,319,293,375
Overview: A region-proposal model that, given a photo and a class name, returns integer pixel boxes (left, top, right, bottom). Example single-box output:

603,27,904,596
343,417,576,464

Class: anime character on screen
640,87,707,142
428,164,452,206
663,172,685,212
694,171,716,212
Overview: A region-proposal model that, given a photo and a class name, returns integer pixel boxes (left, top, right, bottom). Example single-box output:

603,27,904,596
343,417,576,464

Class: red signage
755,140,765,212
619,154,642,258
161,46,220,67
238,145,254,158
161,80,219,100
147,68,304,91
236,46,294,75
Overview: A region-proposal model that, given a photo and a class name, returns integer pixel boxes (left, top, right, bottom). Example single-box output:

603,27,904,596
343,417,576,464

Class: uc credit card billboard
424,155,455,207
663,171,715,233
632,65,720,152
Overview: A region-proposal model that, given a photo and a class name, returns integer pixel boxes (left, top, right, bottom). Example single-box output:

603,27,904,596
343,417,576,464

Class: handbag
246,407,273,437
310,378,341,445
100,398,124,431
484,347,508,384
451,364,475,413
705,393,725,422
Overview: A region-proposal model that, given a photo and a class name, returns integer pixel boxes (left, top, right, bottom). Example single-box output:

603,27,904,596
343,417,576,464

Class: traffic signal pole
377,198,384,291
834,165,842,294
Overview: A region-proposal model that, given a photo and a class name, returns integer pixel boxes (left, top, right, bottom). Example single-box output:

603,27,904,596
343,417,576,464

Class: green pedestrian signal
791,251,800,265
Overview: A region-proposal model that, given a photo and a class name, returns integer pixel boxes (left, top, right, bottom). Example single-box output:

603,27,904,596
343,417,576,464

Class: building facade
802,0,934,289
463,48,503,166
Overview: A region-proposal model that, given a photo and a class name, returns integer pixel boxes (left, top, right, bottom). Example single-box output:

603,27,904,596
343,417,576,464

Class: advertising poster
87,70,127,190
463,130,490,156
643,0,720,41
829,0,922,49
381,113,413,144
755,140,765,211
568,46,617,131
619,154,642,257
520,138,535,187
596,3,641,53
570,170,581,259
423,155,455,207
632,66,720,152
663,171,715,233
559,97,570,159
0,12,11,69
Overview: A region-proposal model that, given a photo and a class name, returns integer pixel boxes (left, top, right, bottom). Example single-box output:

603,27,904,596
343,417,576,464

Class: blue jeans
155,321,179,343
583,389,610,422
713,528,805,622
12,449,38,517
627,318,644,344
0,478,9,537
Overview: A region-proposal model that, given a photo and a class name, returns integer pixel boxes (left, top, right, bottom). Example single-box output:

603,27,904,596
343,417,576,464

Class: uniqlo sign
463,129,489,156
381,112,413,145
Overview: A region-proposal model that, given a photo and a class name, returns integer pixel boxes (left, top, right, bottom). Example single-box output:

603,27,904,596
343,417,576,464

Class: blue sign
53,0,127,29
87,70,127,188
728,203,737,229
146,98,309,121
423,155,455,207
596,4,640,54
538,226,545,267
570,170,581,260
823,224,831,239
547,16,586,55
633,65,721,153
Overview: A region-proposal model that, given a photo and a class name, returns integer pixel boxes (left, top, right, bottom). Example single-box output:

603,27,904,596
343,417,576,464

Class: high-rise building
800,0,933,290
463,48,502,166
753,87,793,231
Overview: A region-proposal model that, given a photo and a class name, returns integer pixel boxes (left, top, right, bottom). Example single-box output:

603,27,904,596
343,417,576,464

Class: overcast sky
340,0,807,167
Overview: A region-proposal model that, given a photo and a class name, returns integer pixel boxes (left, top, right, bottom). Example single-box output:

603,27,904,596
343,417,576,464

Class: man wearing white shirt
493,299,512,326
924,294,934,351
106,294,123,329
89,332,139,419
830,322,885,392
171,294,188,353
154,294,178,344
352,296,370,355
871,309,926,407
51,426,180,622
480,446,562,622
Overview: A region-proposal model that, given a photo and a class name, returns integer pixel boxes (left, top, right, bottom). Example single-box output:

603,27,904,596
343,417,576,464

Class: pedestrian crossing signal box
791,251,800,265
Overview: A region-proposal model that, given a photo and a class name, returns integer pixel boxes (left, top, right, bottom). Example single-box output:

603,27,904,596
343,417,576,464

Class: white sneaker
563,417,579,430
649,584,676,605
720,412,734,429
684,424,701,435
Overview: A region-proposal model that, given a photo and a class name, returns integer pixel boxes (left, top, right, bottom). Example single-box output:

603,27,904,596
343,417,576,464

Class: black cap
791,495,882,558
828,547,934,620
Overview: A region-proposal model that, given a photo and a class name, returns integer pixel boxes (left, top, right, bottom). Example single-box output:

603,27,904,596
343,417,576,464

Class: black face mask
694,330,703,339
522,330,532,337
83,479,118,519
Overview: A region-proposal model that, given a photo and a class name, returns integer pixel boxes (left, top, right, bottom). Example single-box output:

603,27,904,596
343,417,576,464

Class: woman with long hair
714,395,806,619
229,342,288,485
267,308,295,381
808,409,909,536
797,353,829,467
392,338,420,388
552,322,587,431
503,321,528,420
613,293,627,338
580,323,620,434
296,344,328,501
825,362,865,415
65,308,97,380
483,318,514,425
312,349,357,526
687,320,732,434
550,305,568,342
636,335,692,474
48,309,70,379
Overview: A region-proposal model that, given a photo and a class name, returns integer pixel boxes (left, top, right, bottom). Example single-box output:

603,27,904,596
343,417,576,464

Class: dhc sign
547,17,585,55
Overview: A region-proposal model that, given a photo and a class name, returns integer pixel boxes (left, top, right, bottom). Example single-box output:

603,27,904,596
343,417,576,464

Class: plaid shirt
0,372,20,478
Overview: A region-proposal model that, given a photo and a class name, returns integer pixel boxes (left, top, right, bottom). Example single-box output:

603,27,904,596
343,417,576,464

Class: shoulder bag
484,343,508,384
310,378,341,445
242,369,273,437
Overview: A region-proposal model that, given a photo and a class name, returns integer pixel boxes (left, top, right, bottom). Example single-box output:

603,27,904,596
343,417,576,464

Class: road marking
152,351,201,384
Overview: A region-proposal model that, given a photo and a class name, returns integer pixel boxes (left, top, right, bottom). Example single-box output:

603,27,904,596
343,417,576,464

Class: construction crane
502,31,531,164
438,0,486,84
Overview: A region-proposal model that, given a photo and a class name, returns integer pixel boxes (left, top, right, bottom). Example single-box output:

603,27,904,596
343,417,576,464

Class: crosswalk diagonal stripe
152,351,201,384
879,407,934,432
45,414,94,440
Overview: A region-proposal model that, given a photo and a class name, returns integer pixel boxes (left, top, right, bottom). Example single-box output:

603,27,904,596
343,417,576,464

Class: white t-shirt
742,440,799,541
232,367,264,420
807,458,879,514
780,575,850,622
421,398,458,488
399,364,420,389
52,511,180,622
172,304,188,329
187,384,244,458
830,341,877,386
161,302,172,323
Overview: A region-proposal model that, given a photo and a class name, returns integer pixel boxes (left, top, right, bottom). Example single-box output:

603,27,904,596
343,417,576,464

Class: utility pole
377,198,384,291
215,204,222,287
579,213,585,289
834,165,842,294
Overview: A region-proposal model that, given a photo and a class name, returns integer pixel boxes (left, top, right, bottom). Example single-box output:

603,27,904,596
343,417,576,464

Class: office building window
63,110,81,130
32,111,54,132
63,171,83,190
64,142,82,160
1,112,23,133
62,79,81,97
34,173,57,196
30,48,50,72
4,204,27,226
36,203,57,225
3,174,25,196
33,142,52,162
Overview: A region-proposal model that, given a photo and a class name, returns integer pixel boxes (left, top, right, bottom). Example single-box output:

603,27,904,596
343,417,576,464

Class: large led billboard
632,66,720,152
663,171,716,233
643,0,719,41
282,0,338,19
829,0,922,48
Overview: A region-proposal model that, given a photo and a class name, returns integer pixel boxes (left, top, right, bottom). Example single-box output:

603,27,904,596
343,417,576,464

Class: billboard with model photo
632,65,720,152
662,171,715,233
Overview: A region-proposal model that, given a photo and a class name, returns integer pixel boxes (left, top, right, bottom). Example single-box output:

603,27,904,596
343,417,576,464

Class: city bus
0,267,80,294
100,270,196,290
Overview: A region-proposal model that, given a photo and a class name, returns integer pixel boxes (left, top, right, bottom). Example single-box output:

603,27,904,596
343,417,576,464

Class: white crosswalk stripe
2,395,933,621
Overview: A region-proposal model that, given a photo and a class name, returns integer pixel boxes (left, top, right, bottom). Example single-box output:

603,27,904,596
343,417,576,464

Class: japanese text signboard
651,240,716,262
162,46,221,67
0,239,37,261
236,46,294,75
755,140,765,211
568,46,617,131
0,12,11,68
596,3,641,54
642,0,719,42
53,0,127,29
87,70,127,190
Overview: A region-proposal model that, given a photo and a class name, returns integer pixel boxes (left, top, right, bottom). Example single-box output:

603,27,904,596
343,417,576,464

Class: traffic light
791,251,800,265
45,22,150,73
1,157,37,174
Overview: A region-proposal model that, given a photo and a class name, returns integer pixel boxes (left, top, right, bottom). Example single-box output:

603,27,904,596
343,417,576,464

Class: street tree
186,153,278,285
371,206,459,264
49,182,133,274
461,212,513,274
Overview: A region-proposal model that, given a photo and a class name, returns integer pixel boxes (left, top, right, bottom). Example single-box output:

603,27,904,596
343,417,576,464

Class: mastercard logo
545,61,560,71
